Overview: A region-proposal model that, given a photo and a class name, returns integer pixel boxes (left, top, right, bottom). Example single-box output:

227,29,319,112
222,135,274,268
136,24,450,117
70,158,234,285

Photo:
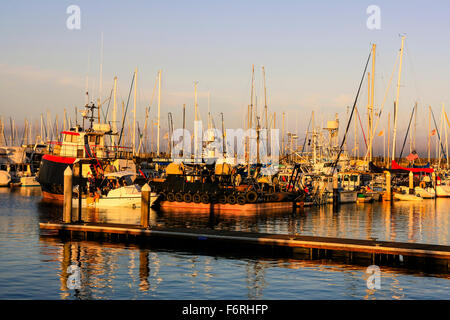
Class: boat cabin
58,124,111,159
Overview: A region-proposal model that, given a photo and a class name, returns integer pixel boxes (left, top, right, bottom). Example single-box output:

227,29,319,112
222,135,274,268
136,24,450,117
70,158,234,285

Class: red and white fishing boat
37,104,135,201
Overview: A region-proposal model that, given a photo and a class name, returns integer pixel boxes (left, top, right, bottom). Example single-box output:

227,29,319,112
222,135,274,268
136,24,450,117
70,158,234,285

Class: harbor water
0,187,448,300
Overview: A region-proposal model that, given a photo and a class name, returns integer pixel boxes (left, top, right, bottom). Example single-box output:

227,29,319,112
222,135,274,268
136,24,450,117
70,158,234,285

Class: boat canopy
104,171,137,178
391,161,434,173
369,161,434,174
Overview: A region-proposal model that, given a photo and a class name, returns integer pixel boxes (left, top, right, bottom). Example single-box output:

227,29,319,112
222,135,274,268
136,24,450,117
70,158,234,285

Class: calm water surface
0,187,448,299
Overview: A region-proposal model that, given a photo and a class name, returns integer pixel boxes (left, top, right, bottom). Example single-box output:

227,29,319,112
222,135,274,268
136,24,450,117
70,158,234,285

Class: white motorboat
399,185,435,199
394,191,423,201
72,184,159,209
414,187,435,199
72,171,159,209
436,185,450,197
0,170,11,187
20,175,40,187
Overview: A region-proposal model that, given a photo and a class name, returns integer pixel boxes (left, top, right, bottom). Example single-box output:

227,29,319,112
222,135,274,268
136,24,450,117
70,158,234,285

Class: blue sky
1,0,450,155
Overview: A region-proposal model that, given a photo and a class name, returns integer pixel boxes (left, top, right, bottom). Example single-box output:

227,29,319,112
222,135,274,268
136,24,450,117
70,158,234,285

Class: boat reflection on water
38,235,450,300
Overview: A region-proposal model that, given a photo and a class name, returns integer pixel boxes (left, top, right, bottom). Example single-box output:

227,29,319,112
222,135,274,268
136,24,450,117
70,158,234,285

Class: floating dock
39,222,450,273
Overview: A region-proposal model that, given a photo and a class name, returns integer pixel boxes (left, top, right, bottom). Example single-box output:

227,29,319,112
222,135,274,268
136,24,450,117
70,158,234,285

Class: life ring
167,192,175,202
201,193,210,204
227,194,237,205
183,193,192,203
175,192,183,202
245,190,258,203
419,181,426,189
236,194,246,205
193,193,202,203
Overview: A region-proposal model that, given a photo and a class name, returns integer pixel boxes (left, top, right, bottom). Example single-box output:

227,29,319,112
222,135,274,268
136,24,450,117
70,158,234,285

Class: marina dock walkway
39,221,450,273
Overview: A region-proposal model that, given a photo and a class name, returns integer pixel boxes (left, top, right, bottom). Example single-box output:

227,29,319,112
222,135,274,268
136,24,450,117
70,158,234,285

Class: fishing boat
37,103,135,201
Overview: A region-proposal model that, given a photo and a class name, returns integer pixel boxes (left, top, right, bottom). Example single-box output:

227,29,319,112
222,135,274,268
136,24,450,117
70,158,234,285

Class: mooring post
63,166,73,223
432,172,436,200
141,183,151,228
409,171,414,194
384,171,391,201
332,173,339,209
78,163,82,222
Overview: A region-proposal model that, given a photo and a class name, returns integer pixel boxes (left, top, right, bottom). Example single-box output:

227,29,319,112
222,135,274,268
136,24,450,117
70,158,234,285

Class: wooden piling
384,171,391,201
63,167,73,223
409,171,414,194
332,173,339,208
141,184,151,228
77,163,82,222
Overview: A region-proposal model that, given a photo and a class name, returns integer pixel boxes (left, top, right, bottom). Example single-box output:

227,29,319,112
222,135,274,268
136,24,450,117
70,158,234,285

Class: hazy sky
1,0,450,156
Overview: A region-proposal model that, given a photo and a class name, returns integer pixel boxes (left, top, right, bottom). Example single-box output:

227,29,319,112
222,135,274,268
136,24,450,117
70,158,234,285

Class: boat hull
339,191,358,203
20,176,40,187
394,193,423,201
72,193,158,209
37,155,76,201
436,185,450,197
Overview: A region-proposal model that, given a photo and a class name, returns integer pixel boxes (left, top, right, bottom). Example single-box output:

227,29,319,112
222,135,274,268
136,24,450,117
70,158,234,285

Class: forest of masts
1,39,450,167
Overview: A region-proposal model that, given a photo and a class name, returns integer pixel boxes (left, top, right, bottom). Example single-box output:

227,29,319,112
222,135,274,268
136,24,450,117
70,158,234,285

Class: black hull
37,156,77,199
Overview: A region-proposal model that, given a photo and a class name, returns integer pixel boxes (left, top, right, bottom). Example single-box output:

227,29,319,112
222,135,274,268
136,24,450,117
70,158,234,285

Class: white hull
394,192,423,201
414,187,435,199
73,193,158,209
339,191,358,203
436,185,450,197
20,176,40,187
0,170,11,187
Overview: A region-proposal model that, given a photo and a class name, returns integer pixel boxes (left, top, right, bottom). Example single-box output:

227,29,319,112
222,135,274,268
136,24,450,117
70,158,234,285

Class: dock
39,221,450,273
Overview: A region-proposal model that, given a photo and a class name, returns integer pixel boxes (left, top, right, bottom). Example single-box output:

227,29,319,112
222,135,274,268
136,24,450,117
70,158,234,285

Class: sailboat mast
428,106,431,163
133,68,137,155
157,70,161,156
112,76,117,146
369,44,376,161
392,36,406,165
262,66,268,129
413,102,417,151
98,32,103,123
387,112,390,166
367,72,371,160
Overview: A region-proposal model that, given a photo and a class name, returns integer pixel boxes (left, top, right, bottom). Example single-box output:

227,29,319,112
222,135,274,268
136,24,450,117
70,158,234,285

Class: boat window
64,134,76,143
344,175,349,181
351,175,358,182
